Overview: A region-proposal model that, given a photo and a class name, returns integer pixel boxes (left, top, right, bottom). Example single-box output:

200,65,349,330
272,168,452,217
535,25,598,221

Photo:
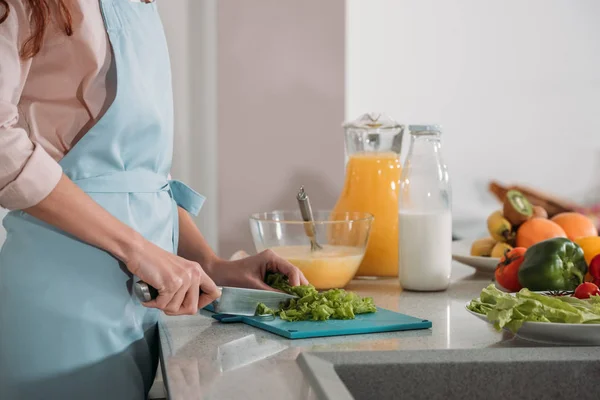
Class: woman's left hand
206,250,309,290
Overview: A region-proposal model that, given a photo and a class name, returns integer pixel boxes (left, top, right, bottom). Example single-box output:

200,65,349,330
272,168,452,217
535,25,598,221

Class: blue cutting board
206,306,432,339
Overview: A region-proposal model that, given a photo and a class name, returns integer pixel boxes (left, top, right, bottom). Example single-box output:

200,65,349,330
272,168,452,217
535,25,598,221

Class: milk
398,210,452,291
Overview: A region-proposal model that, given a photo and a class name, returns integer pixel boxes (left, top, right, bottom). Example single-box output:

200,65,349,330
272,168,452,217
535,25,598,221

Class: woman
0,1,307,398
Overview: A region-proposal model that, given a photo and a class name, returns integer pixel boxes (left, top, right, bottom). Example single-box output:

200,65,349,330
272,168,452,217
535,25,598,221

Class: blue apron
0,1,204,398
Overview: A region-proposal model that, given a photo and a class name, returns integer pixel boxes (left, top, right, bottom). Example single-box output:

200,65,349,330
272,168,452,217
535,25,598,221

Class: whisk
296,186,323,252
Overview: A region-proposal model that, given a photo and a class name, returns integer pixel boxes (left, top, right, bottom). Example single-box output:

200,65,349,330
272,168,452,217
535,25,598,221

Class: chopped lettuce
255,303,276,316
468,284,600,333
257,273,377,321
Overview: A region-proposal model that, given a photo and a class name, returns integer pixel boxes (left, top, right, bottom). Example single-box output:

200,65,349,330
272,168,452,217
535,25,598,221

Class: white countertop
158,263,541,400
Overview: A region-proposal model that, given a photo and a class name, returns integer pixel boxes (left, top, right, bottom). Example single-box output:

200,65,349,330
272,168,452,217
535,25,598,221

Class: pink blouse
0,0,114,210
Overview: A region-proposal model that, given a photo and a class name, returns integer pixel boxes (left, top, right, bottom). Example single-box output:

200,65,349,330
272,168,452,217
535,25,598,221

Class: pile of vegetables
468,284,600,333
493,236,600,298
469,231,600,333
256,273,377,322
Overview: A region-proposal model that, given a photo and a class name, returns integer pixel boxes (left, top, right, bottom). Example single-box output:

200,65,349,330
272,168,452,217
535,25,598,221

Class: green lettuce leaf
467,283,600,333
255,303,276,316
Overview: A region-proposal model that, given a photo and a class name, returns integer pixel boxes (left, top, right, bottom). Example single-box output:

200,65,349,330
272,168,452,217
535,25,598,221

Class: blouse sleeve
0,1,63,210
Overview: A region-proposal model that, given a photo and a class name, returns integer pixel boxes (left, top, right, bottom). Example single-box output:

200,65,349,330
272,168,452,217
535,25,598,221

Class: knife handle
134,281,159,302
133,281,218,303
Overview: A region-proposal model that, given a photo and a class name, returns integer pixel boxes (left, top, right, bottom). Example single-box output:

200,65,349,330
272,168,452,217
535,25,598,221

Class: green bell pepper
518,237,587,291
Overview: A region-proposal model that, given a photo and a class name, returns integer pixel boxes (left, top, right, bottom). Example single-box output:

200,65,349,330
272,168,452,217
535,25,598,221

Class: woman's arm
176,206,222,271
25,175,141,263
177,207,308,289
23,175,221,315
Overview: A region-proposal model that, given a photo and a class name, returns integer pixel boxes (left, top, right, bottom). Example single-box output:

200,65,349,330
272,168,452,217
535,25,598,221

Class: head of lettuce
468,284,600,333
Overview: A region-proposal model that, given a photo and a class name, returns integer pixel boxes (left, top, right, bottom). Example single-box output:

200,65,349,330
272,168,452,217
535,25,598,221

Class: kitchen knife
133,281,297,316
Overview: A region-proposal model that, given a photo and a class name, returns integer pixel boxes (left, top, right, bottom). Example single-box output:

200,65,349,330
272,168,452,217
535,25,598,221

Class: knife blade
133,281,297,316
213,286,297,316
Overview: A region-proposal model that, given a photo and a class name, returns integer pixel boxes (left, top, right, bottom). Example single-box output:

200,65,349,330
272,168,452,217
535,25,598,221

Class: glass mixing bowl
249,211,374,289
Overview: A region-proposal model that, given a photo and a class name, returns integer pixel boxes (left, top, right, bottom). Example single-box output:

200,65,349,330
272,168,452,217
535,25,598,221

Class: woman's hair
0,0,73,58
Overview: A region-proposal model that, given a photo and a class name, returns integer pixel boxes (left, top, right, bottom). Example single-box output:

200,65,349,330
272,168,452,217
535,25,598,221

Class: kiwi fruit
503,190,533,226
532,205,548,219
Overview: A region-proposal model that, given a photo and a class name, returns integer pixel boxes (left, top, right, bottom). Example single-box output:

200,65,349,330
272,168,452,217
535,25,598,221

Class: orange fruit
550,212,598,241
516,218,567,248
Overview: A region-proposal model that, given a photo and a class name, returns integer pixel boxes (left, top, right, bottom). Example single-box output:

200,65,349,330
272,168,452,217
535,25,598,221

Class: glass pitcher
332,113,405,278
398,125,452,291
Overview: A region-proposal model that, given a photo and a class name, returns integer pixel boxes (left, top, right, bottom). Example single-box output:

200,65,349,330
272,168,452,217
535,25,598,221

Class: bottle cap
408,125,442,135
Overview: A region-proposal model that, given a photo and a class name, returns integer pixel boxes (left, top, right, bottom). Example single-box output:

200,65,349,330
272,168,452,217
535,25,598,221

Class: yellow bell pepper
574,236,600,282
574,236,600,265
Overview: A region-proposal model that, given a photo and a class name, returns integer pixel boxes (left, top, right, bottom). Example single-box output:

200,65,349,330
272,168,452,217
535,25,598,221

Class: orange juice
332,152,401,277
271,245,364,289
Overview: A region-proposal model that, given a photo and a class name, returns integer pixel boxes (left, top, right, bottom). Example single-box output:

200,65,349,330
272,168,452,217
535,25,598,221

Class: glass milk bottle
398,125,452,291
332,113,405,278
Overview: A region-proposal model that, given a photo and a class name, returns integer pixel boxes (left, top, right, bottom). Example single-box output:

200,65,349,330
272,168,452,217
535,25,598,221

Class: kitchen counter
157,263,556,399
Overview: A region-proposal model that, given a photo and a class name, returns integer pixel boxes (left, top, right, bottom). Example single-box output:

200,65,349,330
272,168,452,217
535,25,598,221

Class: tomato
573,282,600,299
495,247,526,292
589,254,600,280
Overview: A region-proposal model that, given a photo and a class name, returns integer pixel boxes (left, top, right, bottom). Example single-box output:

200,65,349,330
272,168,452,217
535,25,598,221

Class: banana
487,210,514,243
491,241,513,258
470,237,497,257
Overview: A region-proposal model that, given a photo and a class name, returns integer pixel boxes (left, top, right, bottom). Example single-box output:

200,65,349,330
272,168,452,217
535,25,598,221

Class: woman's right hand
125,237,221,316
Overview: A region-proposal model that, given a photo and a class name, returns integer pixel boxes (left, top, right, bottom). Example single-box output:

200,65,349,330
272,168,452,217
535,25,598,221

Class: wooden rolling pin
488,181,579,218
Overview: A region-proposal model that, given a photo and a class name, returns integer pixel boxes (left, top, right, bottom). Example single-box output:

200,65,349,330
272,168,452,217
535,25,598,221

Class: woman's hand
205,249,309,291
125,238,221,315
175,206,307,291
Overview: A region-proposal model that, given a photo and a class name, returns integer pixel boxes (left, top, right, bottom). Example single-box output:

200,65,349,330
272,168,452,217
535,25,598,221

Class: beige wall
217,0,346,257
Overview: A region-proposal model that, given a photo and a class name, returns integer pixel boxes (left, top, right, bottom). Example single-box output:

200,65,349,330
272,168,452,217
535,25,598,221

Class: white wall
347,0,600,233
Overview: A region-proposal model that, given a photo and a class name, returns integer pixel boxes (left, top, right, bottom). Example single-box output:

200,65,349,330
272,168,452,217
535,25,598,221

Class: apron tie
72,170,205,216
167,180,205,216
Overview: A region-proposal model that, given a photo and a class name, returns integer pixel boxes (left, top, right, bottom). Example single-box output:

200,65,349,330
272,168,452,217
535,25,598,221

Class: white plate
466,306,600,346
452,239,499,273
